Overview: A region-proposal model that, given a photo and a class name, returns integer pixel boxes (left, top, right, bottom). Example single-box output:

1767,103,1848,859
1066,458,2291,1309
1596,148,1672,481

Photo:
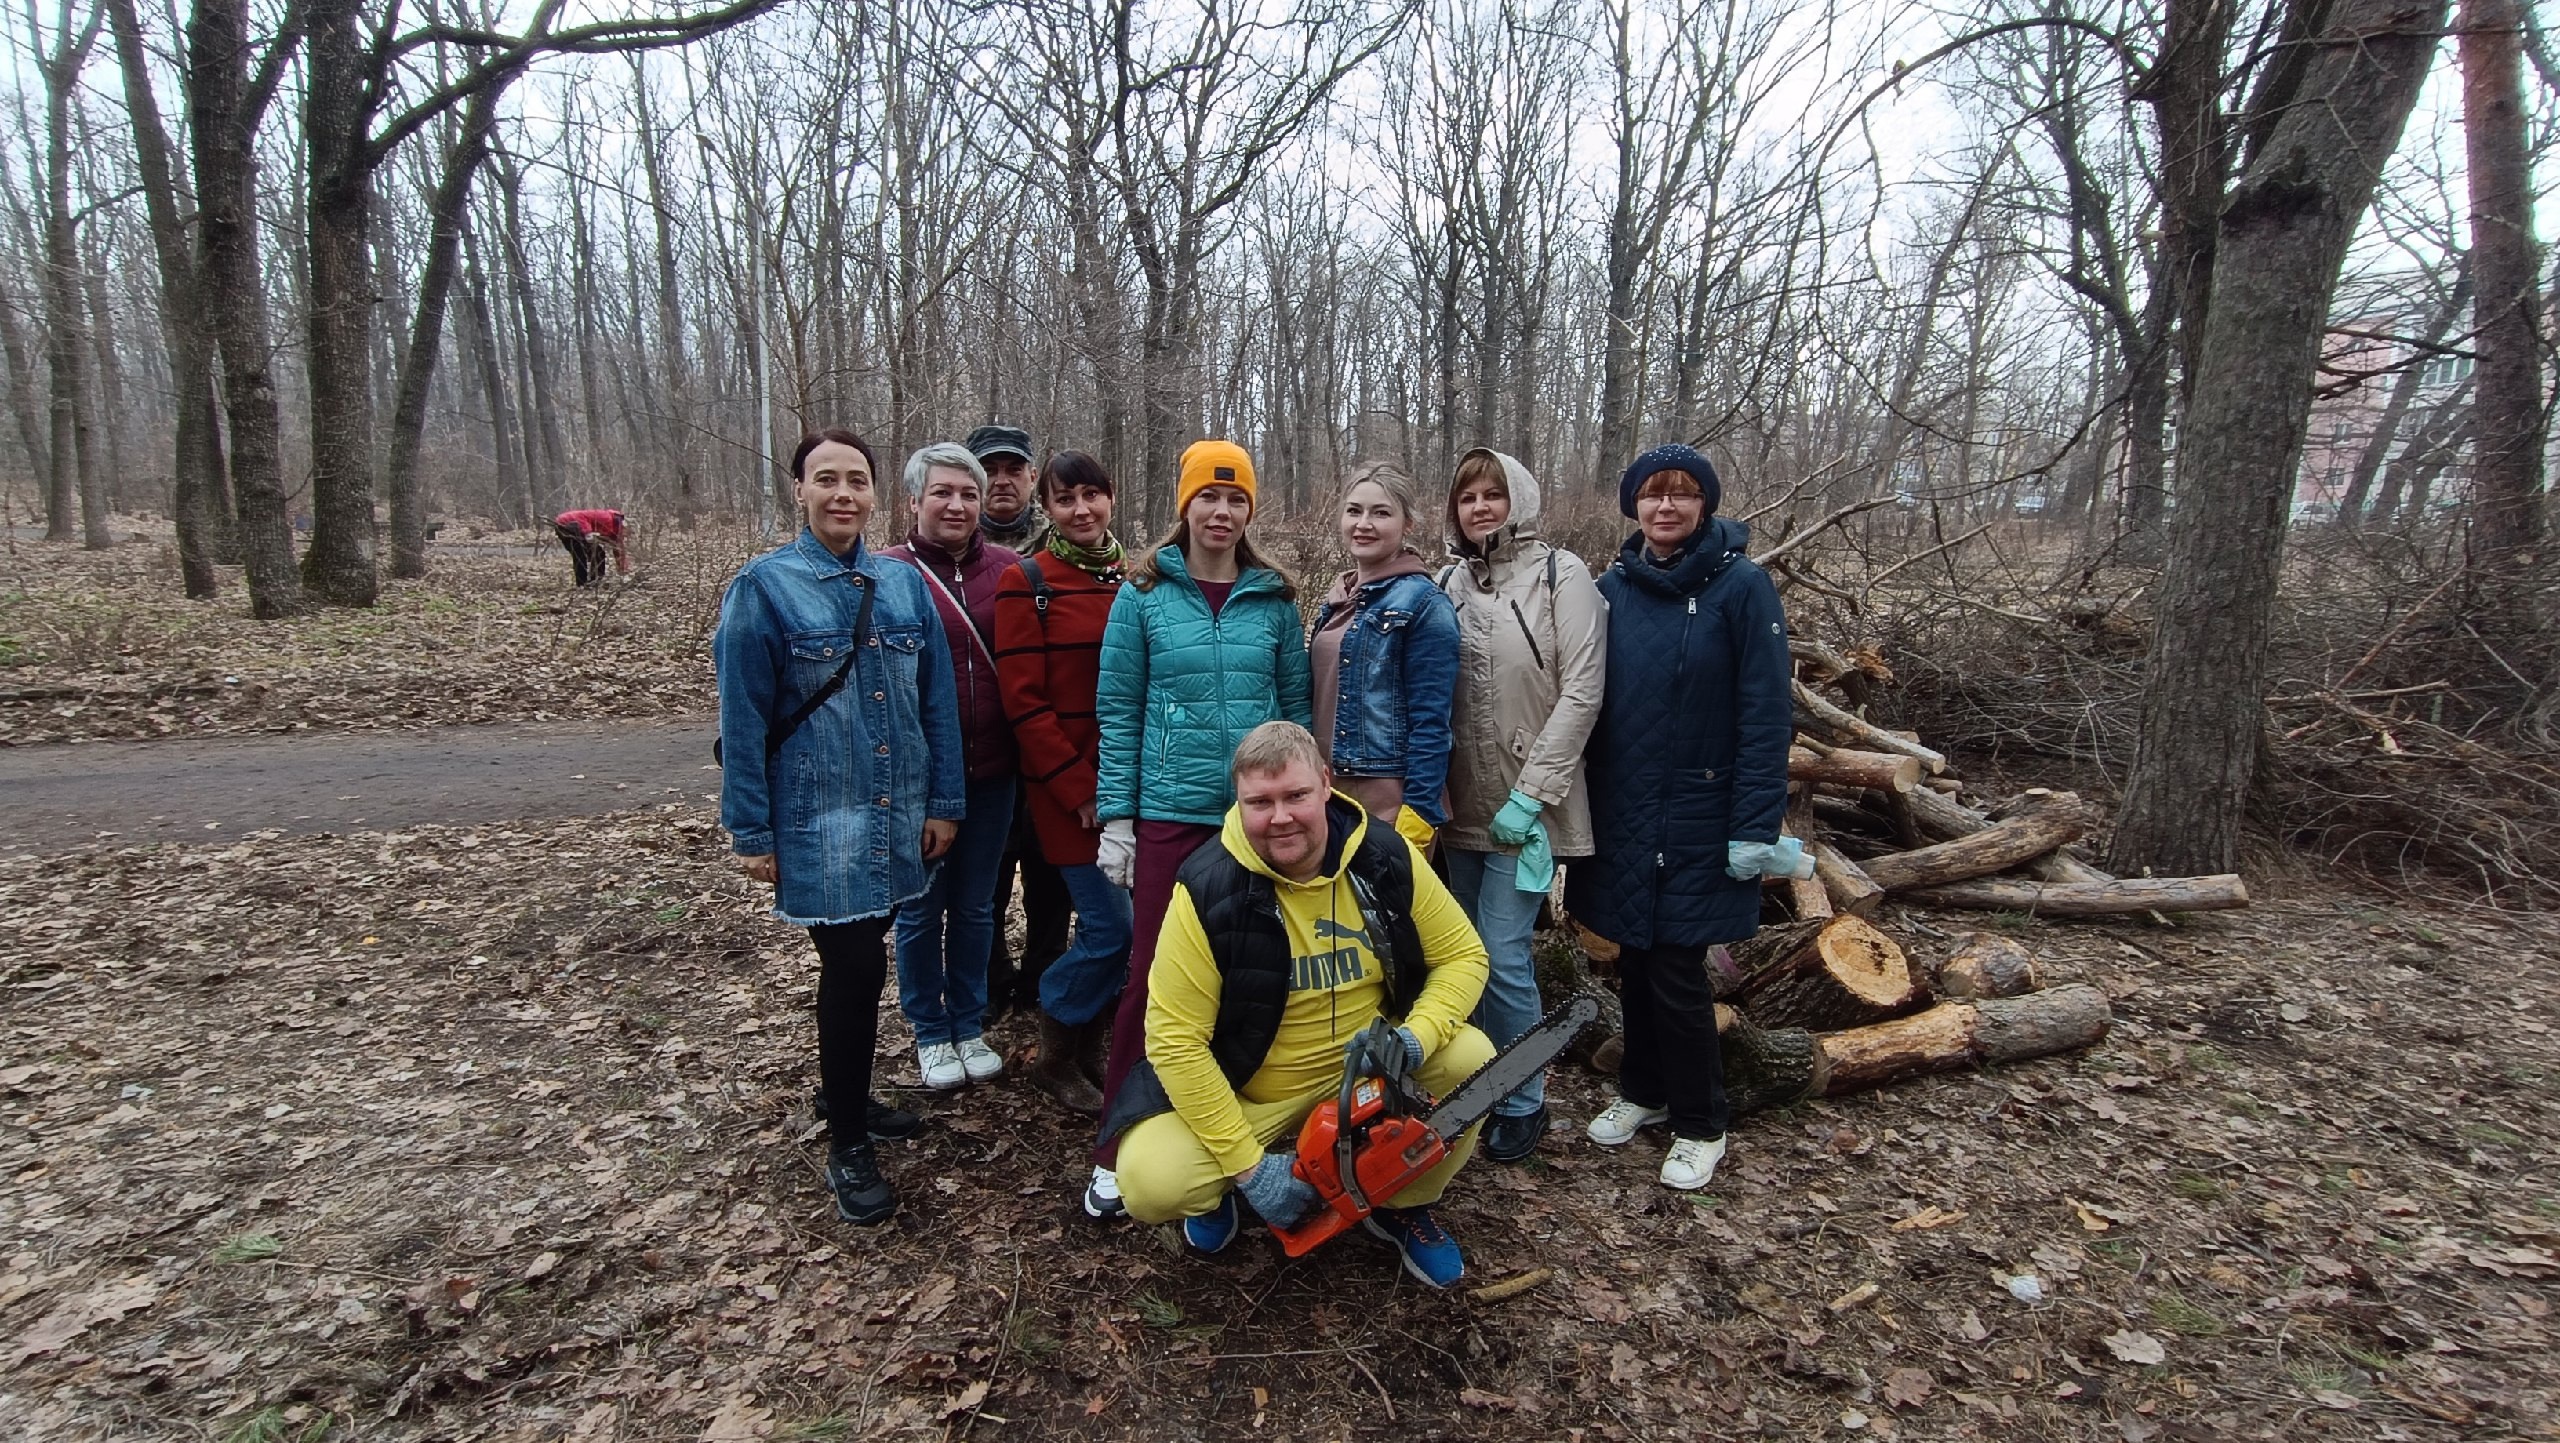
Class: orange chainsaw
1274,994,1602,1257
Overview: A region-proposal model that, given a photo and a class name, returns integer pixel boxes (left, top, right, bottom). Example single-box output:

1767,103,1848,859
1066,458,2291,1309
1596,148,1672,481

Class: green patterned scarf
1045,530,1126,585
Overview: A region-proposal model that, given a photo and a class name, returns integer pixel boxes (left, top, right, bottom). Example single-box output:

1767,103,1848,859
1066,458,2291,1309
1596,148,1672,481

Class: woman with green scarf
993,451,1133,1118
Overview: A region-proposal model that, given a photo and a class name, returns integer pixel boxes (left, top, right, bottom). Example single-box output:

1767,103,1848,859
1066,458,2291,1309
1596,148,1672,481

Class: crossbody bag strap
761,574,874,760
908,554,1000,672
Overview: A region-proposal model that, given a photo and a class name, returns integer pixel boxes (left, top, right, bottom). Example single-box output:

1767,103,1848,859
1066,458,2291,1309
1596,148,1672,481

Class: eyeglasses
1638,489,1704,508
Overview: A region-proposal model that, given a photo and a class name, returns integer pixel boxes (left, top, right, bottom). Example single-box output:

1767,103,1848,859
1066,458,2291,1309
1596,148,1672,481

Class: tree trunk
1863,792,2094,891
299,0,381,606
1790,746,1922,792
1810,840,1886,917
2458,0,2547,562
0,269,52,489
1816,986,2112,1095
36,8,102,547
190,0,302,616
80,241,129,521
104,0,222,597
494,151,566,512
2341,261,2470,522
1718,985,2113,1119
384,86,503,580
1902,873,2251,916
459,227,527,528
2109,0,2446,877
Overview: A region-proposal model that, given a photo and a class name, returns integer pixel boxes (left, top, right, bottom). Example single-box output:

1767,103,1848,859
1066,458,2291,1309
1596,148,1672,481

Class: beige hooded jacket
1436,449,1607,857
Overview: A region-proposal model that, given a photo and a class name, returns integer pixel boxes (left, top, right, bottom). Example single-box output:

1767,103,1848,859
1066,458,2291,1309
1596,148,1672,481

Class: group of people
713,424,1805,1288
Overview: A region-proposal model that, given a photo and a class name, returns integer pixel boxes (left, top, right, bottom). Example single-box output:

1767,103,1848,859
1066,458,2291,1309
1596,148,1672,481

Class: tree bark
2109,0,2447,877
0,268,54,503
299,0,381,606
189,0,302,616
2458,0,2547,562
1790,746,1922,793
1718,985,2113,1118
459,227,528,528
1793,681,1949,773
1810,840,1886,917
1902,873,2251,915
35,2,104,547
104,0,224,597
1863,792,2094,892
2341,260,2471,522
384,86,504,579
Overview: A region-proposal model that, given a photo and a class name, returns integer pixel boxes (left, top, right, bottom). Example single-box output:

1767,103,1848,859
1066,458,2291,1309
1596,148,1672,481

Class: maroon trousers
1092,819,1220,1165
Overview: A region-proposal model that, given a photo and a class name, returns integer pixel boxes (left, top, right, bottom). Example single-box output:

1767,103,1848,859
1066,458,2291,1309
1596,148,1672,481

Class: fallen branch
1900,874,2250,916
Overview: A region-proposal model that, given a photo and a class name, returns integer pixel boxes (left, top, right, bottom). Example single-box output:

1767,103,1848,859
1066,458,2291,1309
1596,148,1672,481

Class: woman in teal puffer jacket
1083,439,1312,1220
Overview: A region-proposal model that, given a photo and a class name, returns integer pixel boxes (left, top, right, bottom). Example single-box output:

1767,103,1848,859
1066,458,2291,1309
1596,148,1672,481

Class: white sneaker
917,1041,965,1090
1660,1135,1728,1191
956,1035,1003,1083
1586,1098,1671,1146
1083,1166,1126,1220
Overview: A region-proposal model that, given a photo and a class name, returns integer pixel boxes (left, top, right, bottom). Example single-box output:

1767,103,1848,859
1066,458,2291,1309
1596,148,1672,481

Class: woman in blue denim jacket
1308,463,1459,850
716,428,966,1228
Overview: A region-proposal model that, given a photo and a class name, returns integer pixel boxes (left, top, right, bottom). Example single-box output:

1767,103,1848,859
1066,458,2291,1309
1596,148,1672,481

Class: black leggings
811,916,892,1148
1617,942,1730,1140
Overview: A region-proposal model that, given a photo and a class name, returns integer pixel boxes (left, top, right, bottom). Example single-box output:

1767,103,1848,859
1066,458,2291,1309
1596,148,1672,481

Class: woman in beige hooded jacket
1435,447,1607,1161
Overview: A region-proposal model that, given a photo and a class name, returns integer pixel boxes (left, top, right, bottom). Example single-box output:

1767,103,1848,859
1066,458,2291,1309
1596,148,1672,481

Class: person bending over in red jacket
554,508,629,587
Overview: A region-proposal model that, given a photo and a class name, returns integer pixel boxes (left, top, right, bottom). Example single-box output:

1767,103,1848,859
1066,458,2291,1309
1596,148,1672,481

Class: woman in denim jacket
1309,463,1459,851
716,428,966,1228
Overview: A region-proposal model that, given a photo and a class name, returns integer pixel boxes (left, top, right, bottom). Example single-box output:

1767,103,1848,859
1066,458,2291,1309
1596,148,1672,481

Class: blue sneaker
1183,1193,1241,1255
1364,1206,1464,1289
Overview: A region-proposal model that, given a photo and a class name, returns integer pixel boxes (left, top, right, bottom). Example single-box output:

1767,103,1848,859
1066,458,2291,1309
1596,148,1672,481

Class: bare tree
2110,0,2450,877
2459,0,2547,564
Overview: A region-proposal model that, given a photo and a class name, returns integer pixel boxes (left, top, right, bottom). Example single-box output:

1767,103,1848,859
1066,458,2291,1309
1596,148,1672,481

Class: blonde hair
1127,517,1299,600
1231,720,1327,783
1340,462,1422,521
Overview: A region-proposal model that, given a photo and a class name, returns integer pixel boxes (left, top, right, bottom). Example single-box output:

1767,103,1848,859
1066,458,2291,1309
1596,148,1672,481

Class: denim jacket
1310,570,1461,825
716,530,967,925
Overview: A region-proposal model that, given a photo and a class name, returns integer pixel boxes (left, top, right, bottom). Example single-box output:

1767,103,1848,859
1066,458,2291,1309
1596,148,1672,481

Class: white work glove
1098,819,1137,889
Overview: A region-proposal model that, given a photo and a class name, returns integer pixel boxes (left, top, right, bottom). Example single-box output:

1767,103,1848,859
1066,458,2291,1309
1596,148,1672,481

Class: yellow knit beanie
1175,439,1256,517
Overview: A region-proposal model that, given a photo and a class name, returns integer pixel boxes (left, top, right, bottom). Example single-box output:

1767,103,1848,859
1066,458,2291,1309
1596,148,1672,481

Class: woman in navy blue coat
1564,444,1809,1192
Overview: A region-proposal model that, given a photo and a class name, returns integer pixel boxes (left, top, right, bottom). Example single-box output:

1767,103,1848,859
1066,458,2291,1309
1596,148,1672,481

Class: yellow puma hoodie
1145,796,1490,1176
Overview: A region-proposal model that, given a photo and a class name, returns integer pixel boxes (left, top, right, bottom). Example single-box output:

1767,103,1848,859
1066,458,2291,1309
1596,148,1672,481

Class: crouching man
1101,721,1494,1287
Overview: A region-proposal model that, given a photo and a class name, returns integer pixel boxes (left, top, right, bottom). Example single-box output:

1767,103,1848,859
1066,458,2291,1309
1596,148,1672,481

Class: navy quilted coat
1565,516,1793,949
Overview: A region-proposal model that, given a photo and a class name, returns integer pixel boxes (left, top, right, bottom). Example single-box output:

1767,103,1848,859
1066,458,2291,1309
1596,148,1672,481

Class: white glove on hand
1098,819,1137,889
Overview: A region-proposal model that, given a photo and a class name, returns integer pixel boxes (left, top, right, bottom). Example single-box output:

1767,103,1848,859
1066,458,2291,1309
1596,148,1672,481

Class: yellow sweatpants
1117,1024,1497,1224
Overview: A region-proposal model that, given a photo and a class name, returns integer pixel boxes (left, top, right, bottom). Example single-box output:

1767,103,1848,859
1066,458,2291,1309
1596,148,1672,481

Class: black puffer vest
1099,805,1428,1144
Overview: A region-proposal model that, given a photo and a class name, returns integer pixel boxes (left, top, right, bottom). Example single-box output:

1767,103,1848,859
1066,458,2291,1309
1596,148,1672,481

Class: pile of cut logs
1551,638,2251,1121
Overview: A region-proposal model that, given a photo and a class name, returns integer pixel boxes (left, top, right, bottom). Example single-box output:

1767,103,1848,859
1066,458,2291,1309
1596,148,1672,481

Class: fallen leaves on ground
1,804,2556,1440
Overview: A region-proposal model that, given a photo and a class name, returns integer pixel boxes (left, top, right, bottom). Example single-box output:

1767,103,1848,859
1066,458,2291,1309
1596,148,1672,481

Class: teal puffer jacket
1095,546,1314,825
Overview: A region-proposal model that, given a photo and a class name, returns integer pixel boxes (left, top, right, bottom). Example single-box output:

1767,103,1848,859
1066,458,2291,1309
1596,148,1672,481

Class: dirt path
0,717,717,852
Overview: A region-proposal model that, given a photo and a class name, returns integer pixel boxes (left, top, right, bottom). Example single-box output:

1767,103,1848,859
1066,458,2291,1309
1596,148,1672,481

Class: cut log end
1931,932,2040,1000
1734,914,1925,1032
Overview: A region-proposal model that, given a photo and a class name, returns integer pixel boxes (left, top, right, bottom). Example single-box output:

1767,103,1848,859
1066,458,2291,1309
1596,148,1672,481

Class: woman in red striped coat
993,451,1133,1122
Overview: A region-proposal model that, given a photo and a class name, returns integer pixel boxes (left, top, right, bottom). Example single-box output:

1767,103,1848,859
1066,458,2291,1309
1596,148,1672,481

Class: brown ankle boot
1074,1017,1108,1087
1032,1012,1104,1116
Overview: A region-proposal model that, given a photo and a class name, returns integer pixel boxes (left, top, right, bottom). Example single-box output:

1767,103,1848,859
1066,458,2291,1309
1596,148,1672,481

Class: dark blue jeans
1040,862,1132,1027
894,774,1016,1046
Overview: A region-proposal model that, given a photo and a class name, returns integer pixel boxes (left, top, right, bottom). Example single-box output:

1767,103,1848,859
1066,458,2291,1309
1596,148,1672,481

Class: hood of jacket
1318,551,1433,610
1220,792,1372,893
1616,514,1752,597
1446,449,1545,575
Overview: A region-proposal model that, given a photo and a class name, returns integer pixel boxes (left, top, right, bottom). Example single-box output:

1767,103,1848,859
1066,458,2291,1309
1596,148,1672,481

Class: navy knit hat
1619,443,1722,519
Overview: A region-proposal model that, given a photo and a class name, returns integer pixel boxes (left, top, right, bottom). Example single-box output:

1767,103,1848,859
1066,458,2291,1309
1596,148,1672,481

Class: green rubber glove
1514,818,1556,894
1489,789,1543,847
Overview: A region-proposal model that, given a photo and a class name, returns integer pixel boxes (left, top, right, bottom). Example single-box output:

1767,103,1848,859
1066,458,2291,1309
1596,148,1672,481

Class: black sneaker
827,1142,897,1225
862,1096,922,1142
812,1088,923,1143
1480,1105,1550,1164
